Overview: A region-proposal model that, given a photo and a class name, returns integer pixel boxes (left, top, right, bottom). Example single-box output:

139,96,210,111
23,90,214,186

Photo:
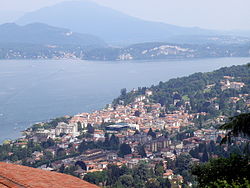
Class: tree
208,140,216,153
201,150,209,162
75,161,87,170
216,135,222,144
154,161,164,177
109,134,120,150
118,143,132,157
77,121,83,132
107,164,121,185
219,113,250,144
63,165,78,176
120,165,130,175
117,174,134,188
87,123,95,134
191,154,250,187
133,163,150,183
175,153,193,183
208,179,250,188
84,171,107,186
191,112,250,187
175,154,192,173
56,148,66,157
43,150,53,160
103,133,110,147
189,148,199,159
147,128,156,139
41,138,55,149
145,179,160,188
157,177,171,188
59,164,65,173
137,145,147,158
121,88,127,96
78,140,87,153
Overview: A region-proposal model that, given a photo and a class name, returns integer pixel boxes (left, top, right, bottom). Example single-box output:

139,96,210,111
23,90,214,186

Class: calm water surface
0,57,250,142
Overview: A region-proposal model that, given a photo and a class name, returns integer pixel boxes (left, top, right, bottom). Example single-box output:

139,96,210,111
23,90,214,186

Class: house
126,159,139,169
145,90,153,96
134,95,146,103
107,153,118,161
74,168,85,179
32,151,44,161
0,162,99,188
55,122,79,137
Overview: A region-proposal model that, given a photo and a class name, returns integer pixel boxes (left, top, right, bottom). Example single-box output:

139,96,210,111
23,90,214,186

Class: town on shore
1,69,249,187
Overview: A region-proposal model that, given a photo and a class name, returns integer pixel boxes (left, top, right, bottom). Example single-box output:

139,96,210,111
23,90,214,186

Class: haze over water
0,57,250,142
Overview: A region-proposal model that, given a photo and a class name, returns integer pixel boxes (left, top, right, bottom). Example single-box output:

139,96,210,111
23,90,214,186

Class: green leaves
219,113,250,144
118,143,132,157
191,155,250,187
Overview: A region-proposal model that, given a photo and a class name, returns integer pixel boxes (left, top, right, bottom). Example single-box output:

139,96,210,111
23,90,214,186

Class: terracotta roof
0,162,99,188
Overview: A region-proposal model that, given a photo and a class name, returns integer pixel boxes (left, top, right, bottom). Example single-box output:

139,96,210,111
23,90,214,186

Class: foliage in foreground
220,113,250,144
191,154,250,187
207,179,250,188
192,113,250,187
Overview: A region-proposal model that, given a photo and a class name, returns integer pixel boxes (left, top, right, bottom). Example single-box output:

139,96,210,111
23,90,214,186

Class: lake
0,57,250,142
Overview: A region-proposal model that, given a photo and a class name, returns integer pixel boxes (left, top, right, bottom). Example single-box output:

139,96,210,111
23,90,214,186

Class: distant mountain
163,35,250,45
16,1,218,45
0,23,106,47
1,40,250,60
1,23,249,60
84,42,250,61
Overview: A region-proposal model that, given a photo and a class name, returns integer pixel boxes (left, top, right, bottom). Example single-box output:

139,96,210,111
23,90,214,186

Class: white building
145,90,153,96
55,122,78,137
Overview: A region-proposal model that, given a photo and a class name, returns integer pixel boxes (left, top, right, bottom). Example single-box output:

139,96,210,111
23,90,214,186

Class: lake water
0,57,250,142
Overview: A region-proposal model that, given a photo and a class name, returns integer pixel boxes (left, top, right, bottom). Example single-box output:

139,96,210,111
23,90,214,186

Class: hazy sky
1,0,250,30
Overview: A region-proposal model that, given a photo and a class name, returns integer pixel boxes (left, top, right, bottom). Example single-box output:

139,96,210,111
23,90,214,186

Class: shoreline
1,57,250,144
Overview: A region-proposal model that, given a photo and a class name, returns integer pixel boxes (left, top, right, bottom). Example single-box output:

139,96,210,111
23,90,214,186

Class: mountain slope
0,22,106,47
17,1,216,44
84,42,250,61
113,64,250,118
1,40,249,60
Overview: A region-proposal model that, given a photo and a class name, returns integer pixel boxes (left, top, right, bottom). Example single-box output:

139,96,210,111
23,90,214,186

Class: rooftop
0,162,98,188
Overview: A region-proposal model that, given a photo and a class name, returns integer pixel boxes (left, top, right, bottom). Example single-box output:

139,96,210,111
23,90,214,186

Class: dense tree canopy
118,143,132,157
220,113,250,144
113,64,250,121
192,155,250,187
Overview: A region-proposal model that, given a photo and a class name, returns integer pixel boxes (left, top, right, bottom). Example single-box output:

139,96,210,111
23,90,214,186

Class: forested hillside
113,64,250,119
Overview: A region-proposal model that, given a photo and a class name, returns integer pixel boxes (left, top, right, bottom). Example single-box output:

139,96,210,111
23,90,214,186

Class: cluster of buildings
5,77,249,186
220,76,245,91
70,100,193,134
13,96,226,182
